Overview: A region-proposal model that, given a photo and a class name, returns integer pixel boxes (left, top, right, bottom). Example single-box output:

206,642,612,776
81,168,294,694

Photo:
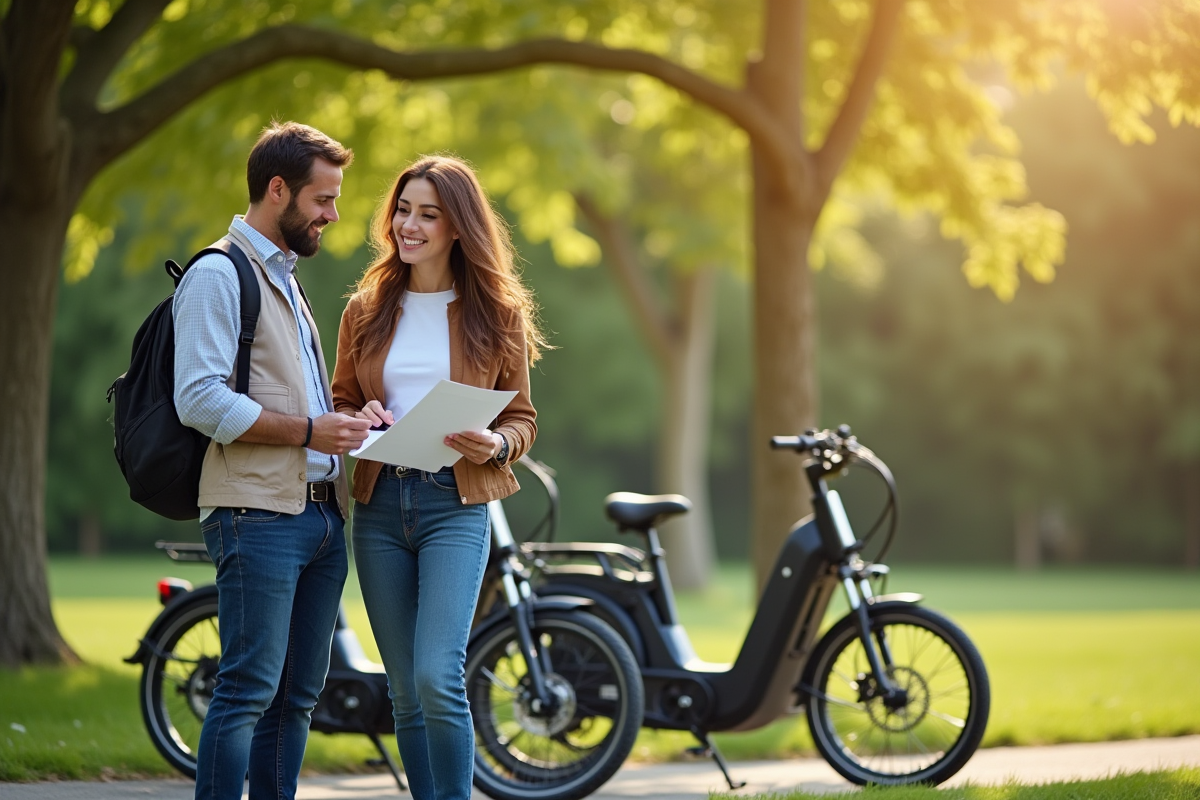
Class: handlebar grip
770,436,802,449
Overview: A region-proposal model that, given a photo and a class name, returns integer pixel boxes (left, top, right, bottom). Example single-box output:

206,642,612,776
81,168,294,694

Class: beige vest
196,227,349,516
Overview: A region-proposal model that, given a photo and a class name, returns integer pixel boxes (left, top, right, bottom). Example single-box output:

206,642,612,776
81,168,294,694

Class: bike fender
467,595,597,651
533,584,647,664
865,592,924,606
124,584,219,664
532,595,595,613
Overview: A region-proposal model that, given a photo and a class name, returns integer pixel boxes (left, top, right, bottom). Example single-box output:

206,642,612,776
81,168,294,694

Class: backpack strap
182,240,261,395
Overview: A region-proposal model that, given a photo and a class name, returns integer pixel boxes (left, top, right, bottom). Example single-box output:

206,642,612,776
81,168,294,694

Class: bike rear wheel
139,595,220,778
467,610,643,800
804,603,989,786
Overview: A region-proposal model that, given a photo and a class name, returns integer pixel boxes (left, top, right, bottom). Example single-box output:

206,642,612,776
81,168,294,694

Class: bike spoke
808,685,869,712
926,709,967,728
482,666,520,696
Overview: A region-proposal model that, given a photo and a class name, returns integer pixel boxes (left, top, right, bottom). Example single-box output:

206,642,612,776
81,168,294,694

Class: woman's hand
445,429,502,465
355,400,394,428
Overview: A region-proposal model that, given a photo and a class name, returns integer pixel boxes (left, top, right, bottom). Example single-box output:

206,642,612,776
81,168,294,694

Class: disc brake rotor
185,659,217,720
863,667,930,732
513,674,576,737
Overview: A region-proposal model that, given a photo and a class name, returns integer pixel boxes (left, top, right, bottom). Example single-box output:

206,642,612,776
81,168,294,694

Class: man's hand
309,412,371,455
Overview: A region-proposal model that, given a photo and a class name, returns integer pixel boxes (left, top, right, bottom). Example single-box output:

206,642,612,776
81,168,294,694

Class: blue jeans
353,466,490,800
195,501,347,800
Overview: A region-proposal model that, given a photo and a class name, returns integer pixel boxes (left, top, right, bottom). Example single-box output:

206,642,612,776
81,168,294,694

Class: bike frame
522,434,916,734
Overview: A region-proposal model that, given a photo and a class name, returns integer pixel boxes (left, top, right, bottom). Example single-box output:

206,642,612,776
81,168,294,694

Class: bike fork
841,565,900,699
490,500,552,707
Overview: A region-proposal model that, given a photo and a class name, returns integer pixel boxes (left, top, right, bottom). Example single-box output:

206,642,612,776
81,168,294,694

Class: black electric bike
518,426,990,788
126,483,643,800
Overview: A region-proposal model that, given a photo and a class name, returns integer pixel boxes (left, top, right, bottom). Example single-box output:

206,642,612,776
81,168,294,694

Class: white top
383,288,455,420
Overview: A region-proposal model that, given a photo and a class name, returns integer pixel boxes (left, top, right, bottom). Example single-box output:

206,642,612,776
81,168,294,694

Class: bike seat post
645,527,682,626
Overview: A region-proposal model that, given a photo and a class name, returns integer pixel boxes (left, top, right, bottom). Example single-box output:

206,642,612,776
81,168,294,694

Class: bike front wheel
467,610,644,800
803,603,989,786
138,594,221,778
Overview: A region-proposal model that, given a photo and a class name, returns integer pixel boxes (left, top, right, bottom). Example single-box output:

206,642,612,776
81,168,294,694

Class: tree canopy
6,0,1200,665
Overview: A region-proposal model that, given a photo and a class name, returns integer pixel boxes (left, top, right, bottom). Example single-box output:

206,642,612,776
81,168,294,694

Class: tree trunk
0,202,80,667
656,268,717,590
578,195,721,589
1184,461,1200,570
747,169,817,594
78,512,103,558
1014,505,1041,571
742,0,819,595
0,0,81,667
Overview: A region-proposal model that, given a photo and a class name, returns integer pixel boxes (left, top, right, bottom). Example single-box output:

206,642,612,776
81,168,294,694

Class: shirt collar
230,215,299,277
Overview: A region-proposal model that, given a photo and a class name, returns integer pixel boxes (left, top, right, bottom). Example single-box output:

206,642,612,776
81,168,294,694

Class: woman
332,155,544,800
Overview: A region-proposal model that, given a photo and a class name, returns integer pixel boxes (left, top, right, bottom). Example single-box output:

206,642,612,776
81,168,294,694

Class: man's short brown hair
246,122,353,203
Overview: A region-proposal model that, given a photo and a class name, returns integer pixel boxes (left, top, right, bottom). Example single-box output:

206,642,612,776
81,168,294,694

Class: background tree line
7,0,1198,666
48,75,1198,568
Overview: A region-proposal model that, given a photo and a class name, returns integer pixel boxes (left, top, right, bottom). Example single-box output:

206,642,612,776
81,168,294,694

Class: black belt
307,482,335,503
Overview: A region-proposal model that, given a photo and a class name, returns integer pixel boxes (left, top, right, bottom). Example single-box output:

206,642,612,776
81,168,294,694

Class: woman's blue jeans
195,501,347,800
353,466,490,800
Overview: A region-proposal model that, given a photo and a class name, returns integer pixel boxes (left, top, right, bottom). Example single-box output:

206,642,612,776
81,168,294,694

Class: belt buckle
308,482,330,503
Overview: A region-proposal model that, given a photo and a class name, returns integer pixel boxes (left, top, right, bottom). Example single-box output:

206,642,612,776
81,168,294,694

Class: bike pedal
684,746,712,758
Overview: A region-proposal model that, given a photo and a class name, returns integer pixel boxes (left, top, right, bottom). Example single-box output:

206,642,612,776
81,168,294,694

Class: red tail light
157,577,193,605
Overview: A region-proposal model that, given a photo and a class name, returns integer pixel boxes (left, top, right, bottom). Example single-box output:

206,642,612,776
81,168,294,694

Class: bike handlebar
770,424,854,455
771,424,901,561
770,434,821,451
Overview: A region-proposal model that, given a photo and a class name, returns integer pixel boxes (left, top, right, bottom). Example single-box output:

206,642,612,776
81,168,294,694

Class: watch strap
493,433,510,466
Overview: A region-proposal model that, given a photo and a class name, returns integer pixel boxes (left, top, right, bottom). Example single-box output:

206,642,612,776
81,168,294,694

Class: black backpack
108,240,260,520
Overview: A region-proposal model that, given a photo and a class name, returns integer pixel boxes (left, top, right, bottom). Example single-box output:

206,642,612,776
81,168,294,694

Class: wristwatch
493,433,510,466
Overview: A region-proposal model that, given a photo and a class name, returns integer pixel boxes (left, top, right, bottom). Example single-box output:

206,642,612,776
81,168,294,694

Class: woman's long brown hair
349,155,546,370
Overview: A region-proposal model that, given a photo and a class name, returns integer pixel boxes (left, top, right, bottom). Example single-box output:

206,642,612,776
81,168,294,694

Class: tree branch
74,25,799,191
812,0,905,199
575,193,675,369
61,0,173,114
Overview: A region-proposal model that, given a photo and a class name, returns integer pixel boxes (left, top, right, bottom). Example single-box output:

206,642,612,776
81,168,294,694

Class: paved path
5,736,1198,799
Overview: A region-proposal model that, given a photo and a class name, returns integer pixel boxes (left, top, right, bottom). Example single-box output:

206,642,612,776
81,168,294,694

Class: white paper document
348,380,518,472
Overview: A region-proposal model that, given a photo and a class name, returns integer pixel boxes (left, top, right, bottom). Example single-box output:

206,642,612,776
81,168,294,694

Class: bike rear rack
520,541,652,583
156,540,212,563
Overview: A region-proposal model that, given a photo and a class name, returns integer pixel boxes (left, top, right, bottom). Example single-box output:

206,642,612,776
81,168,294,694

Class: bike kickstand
691,728,746,790
366,732,408,793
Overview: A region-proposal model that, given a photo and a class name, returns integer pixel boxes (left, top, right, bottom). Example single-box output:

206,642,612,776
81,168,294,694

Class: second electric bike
520,426,991,788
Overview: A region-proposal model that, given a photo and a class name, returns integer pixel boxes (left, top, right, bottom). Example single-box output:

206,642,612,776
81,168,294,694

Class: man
174,121,371,800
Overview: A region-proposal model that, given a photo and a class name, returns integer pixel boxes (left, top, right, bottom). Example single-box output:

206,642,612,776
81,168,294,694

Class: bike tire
467,610,644,800
138,594,221,778
803,603,989,786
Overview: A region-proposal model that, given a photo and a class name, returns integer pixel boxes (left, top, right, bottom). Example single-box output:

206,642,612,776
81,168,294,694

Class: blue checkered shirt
173,217,337,516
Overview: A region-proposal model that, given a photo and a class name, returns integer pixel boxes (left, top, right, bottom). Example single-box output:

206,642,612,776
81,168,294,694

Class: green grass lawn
722,768,1200,800
1,558,1197,781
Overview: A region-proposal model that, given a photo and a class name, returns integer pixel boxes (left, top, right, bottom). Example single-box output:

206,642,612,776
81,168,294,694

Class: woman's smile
393,177,455,269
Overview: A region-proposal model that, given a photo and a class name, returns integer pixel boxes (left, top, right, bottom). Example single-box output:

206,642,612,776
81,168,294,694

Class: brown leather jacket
331,293,536,506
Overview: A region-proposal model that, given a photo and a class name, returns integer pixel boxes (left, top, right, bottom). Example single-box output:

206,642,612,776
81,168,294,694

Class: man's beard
278,196,324,257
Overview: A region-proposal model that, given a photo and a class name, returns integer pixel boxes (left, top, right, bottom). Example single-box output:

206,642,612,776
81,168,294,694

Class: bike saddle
604,492,692,530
